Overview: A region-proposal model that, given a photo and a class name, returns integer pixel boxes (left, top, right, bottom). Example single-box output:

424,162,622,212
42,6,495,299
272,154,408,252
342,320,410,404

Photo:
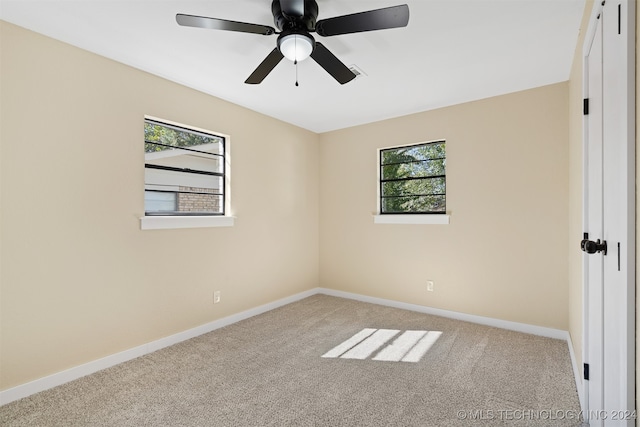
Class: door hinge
584,363,590,381
583,98,589,115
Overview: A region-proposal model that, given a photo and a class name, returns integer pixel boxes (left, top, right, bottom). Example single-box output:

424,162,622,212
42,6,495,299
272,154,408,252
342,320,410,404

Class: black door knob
581,233,607,255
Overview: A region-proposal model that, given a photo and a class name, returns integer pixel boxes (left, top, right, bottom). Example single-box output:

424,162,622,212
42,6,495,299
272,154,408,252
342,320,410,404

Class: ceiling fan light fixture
278,33,314,62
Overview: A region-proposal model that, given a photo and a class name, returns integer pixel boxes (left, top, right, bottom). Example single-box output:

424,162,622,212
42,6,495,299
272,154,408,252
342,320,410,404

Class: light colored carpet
0,295,582,426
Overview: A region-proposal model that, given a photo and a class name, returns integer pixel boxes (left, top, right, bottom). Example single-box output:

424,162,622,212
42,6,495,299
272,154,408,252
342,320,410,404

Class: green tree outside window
380,141,446,214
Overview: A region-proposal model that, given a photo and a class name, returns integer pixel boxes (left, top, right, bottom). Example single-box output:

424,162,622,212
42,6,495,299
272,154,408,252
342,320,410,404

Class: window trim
141,116,233,230
140,215,235,230
377,140,448,221
372,214,449,225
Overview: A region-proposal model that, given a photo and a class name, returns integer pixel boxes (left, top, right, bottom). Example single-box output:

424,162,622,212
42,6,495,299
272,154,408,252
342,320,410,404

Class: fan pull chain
294,35,299,86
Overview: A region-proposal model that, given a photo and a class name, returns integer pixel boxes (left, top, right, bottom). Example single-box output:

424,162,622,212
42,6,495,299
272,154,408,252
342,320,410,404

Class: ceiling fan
176,0,410,85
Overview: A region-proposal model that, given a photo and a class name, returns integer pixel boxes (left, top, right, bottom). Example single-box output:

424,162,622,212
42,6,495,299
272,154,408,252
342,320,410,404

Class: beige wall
0,21,320,390
319,83,570,330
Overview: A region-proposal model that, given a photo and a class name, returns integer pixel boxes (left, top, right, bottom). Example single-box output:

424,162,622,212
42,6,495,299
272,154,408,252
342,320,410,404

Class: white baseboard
0,288,318,406
1,287,583,409
318,288,567,339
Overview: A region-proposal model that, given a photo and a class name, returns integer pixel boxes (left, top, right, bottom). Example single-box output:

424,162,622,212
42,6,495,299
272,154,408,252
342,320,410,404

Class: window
144,118,226,217
379,140,446,214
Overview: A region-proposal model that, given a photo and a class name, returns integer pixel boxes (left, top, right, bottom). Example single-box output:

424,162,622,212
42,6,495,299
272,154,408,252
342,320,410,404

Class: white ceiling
0,0,585,133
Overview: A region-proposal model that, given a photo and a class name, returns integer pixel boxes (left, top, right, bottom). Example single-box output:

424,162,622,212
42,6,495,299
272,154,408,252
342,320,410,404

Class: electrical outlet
213,291,221,304
427,281,434,292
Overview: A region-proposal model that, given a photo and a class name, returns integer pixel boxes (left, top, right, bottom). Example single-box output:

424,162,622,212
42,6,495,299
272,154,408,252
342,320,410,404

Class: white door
584,11,604,423
582,2,635,426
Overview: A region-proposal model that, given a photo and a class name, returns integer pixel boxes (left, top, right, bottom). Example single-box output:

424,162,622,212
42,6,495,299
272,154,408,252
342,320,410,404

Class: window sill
140,215,235,230
373,214,450,225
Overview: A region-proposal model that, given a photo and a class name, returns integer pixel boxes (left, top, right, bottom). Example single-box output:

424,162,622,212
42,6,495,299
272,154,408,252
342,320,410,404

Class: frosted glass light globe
279,34,313,62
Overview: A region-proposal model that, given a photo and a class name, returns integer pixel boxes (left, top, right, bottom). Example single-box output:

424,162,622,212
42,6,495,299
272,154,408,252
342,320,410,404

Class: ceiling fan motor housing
271,0,318,32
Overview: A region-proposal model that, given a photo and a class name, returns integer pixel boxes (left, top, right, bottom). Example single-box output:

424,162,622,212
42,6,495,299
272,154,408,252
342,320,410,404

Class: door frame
581,0,635,422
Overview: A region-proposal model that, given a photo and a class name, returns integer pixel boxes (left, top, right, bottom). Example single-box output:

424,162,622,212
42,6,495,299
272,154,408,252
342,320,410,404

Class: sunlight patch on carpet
322,329,442,363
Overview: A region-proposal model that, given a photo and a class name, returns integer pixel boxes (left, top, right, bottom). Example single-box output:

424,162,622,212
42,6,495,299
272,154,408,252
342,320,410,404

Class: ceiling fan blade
315,4,409,37
310,43,356,85
279,0,305,17
176,14,276,36
245,48,285,84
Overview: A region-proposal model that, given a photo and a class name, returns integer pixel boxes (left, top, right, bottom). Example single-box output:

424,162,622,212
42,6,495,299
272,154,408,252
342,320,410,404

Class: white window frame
140,116,234,230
